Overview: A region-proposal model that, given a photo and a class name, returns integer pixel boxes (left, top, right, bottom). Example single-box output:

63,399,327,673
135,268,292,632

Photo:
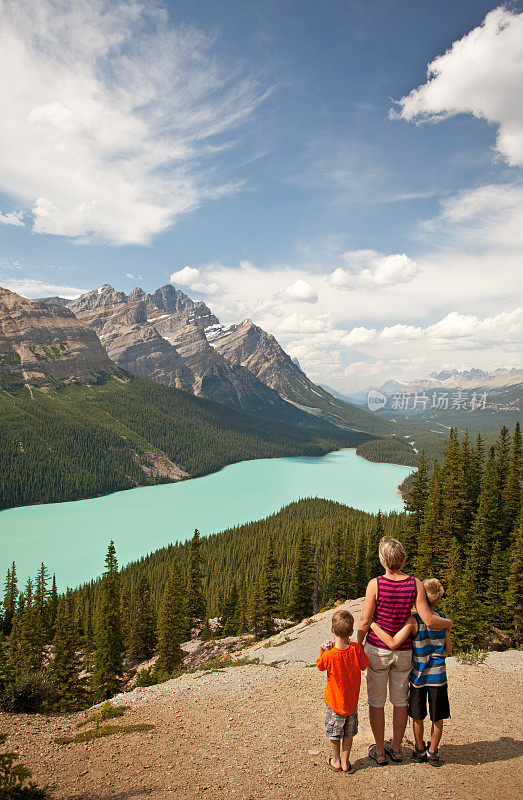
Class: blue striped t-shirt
410,611,447,687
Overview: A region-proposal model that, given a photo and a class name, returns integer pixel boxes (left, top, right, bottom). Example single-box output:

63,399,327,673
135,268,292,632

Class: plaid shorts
324,706,359,740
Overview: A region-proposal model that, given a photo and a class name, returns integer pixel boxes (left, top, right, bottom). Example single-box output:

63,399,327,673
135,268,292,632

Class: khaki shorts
325,706,358,740
364,643,412,708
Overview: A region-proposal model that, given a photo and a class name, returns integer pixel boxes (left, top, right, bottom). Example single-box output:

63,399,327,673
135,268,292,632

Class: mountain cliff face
64,285,318,425
0,287,117,387
209,318,393,434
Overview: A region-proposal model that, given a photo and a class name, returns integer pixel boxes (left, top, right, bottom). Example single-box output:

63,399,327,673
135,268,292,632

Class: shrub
0,672,51,714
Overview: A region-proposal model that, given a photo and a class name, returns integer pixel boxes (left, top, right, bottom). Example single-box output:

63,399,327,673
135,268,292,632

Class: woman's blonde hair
378,536,407,571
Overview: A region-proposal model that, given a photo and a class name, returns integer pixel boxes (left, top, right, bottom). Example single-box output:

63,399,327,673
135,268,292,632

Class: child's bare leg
429,720,443,753
329,739,342,769
412,718,425,751
341,736,353,771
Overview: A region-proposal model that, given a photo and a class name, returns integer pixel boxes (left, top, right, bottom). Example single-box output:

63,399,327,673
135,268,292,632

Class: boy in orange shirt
316,609,370,773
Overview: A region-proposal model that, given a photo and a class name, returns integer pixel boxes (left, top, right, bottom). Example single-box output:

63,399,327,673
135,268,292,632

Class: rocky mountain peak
0,285,118,387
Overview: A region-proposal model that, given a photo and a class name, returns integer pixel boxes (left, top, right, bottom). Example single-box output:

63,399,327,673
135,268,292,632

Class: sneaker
411,746,427,762
426,748,442,767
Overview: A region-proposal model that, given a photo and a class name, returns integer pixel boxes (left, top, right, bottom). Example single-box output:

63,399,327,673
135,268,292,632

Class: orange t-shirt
316,642,370,716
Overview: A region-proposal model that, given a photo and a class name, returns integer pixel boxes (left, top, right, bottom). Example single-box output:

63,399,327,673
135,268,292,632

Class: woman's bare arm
370,616,417,650
415,579,452,629
444,629,452,654
357,579,377,646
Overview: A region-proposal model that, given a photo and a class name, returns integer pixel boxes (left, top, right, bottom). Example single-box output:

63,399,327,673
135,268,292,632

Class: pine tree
324,526,348,602
415,462,446,579
444,540,482,652
51,598,83,711
365,513,384,582
495,425,511,499
352,526,367,597
127,576,156,661
47,575,58,635
93,542,123,701
157,563,186,674
262,543,280,618
2,563,17,636
505,517,523,642
501,422,522,543
8,584,44,674
473,447,501,552
471,433,485,509
288,527,315,619
34,563,50,624
247,580,269,640
404,452,429,565
186,529,205,631
484,542,507,625
441,428,467,546
220,583,240,637
460,431,477,531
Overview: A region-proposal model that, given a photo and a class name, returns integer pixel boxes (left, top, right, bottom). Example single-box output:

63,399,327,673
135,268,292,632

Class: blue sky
0,1,522,390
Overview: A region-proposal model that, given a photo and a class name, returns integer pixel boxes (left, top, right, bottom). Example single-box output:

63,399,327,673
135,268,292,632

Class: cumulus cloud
169,266,219,295
3,278,86,299
283,279,318,303
328,252,420,290
393,7,523,166
426,308,523,348
380,324,423,341
0,0,270,245
341,327,377,346
0,209,24,227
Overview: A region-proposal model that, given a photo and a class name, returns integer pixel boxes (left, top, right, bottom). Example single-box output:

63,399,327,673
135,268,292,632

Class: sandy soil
2,600,522,800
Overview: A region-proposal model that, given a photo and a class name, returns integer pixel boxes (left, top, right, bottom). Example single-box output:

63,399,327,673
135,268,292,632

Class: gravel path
2,602,522,800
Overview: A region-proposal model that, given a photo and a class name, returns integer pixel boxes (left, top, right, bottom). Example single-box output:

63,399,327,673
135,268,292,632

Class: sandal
342,762,355,774
368,745,388,766
384,740,403,762
326,757,342,772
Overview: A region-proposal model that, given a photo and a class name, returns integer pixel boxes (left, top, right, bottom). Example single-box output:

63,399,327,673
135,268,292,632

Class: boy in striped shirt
370,578,452,766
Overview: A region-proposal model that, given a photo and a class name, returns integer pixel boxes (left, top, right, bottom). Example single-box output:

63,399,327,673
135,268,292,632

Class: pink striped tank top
366,575,416,651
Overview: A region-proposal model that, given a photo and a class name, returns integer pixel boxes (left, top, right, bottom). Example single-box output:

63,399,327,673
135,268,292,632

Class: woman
357,537,452,765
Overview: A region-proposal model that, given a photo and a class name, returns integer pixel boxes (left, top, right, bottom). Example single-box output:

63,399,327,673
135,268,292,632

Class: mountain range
41,283,392,434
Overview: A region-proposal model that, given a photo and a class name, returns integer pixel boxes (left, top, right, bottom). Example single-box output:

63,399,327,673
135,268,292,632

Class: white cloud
125,272,143,281
3,278,86,299
277,313,329,333
0,209,24,227
393,7,523,166
426,308,523,348
328,252,420,290
0,0,270,245
283,279,318,303
169,266,219,295
380,324,423,341
433,183,523,249
341,327,377,346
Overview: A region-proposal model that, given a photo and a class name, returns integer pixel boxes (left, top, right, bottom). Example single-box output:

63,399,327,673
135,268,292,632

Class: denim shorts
324,706,359,740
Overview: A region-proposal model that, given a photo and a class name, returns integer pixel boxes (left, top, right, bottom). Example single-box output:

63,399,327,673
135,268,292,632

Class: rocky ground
2,599,522,800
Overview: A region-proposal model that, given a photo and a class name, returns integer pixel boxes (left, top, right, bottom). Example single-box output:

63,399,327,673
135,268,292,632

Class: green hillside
0,376,371,510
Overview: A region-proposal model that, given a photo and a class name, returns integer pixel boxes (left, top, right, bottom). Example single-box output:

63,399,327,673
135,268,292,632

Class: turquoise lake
0,448,412,591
